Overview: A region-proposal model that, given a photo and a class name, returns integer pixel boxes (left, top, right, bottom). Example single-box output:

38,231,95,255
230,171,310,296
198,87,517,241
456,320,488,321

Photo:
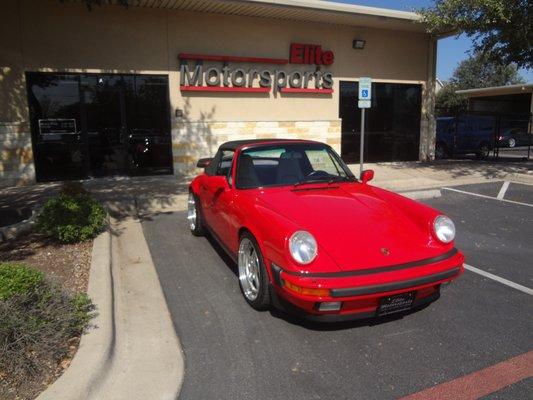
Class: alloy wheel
187,192,197,231
238,238,260,301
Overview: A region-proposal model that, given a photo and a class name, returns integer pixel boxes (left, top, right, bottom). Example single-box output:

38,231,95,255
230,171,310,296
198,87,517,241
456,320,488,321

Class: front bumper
270,249,464,322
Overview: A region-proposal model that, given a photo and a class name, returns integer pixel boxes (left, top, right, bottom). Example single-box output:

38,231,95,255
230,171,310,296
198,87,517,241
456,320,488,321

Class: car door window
214,150,235,186
216,150,234,175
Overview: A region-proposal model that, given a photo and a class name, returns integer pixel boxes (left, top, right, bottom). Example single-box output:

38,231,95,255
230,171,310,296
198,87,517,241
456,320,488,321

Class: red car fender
236,191,342,281
234,196,284,283
189,176,203,196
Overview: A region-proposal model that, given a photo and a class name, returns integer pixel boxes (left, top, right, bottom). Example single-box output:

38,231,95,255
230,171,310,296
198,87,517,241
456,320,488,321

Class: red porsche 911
188,139,464,321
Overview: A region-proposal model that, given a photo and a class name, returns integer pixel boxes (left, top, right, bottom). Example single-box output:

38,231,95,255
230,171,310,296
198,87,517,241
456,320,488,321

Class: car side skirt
204,223,238,263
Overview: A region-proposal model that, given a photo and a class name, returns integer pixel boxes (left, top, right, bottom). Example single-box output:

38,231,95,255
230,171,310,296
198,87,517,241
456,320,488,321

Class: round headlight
289,231,317,264
433,215,455,243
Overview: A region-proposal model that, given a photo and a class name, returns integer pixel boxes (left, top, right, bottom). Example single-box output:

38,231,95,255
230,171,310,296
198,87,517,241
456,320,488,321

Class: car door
200,150,235,241
455,117,473,152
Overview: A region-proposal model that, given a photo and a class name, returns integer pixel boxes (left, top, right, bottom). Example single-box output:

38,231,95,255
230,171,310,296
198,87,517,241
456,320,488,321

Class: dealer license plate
377,292,415,316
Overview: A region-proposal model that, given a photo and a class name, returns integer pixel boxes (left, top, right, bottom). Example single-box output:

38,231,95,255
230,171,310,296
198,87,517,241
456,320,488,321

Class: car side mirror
211,175,230,190
197,158,212,168
361,169,374,184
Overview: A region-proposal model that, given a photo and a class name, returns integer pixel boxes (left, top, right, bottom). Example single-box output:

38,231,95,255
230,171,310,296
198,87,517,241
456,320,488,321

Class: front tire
238,232,271,310
188,191,205,236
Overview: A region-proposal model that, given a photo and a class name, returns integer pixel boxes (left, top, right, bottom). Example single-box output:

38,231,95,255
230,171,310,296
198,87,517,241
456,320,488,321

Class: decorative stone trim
171,119,341,174
0,121,35,187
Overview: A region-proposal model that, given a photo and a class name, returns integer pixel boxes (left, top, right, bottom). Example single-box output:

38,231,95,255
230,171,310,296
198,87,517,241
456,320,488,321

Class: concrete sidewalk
350,159,533,192
1,159,531,214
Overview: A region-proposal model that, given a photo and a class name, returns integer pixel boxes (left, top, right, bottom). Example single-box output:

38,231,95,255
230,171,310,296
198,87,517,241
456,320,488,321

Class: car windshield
235,143,356,189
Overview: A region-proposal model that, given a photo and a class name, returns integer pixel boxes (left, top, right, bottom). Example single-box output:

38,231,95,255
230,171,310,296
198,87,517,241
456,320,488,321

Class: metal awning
128,0,427,32
456,84,533,98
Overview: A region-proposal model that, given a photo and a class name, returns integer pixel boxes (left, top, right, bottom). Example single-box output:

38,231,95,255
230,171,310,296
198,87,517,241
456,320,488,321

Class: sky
330,0,533,83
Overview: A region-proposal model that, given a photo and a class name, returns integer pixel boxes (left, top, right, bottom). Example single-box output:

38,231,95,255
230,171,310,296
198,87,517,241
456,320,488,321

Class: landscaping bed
0,183,104,400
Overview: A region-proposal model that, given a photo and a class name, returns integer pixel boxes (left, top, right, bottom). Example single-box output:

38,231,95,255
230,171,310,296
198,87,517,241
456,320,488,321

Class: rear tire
238,232,271,311
188,191,205,236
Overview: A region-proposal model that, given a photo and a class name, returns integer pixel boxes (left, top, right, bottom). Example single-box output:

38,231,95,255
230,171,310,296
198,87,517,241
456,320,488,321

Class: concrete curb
136,194,188,214
88,201,184,400
508,173,533,186
37,229,114,400
399,189,442,200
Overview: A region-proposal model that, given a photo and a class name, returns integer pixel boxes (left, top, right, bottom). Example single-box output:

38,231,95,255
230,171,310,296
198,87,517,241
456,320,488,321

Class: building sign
178,43,334,94
289,43,334,65
38,118,77,135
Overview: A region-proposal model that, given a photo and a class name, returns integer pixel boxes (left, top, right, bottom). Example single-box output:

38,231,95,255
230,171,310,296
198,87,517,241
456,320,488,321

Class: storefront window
26,72,173,182
339,81,422,163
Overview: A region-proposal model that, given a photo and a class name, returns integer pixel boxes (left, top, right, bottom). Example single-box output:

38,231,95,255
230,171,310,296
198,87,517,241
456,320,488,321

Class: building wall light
353,39,366,50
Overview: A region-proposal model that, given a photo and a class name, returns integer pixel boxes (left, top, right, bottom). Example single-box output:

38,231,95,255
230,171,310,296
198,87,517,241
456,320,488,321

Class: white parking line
442,187,533,208
496,181,510,200
464,264,533,296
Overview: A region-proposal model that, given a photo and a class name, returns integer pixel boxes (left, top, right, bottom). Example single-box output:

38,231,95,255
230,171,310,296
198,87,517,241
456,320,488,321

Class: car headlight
433,215,455,243
289,231,317,264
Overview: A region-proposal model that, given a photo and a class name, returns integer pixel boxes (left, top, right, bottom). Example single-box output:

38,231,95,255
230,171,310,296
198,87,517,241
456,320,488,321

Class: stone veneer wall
0,120,341,186
0,122,35,187
171,120,342,175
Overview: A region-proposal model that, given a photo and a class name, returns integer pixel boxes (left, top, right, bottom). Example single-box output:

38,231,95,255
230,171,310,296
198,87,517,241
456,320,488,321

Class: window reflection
339,81,422,163
26,72,173,182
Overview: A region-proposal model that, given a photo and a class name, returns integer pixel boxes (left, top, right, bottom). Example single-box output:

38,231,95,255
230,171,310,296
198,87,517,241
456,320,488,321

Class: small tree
436,52,525,115
418,0,532,69
436,83,468,115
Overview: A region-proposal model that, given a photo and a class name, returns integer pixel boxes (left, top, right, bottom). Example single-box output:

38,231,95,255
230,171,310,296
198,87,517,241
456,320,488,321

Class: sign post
358,77,371,178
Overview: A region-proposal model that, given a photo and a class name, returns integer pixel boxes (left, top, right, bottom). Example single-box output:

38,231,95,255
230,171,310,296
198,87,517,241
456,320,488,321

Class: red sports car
188,139,464,321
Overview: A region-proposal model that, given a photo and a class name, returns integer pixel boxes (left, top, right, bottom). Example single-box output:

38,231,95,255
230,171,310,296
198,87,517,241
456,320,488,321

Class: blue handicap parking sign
358,78,372,103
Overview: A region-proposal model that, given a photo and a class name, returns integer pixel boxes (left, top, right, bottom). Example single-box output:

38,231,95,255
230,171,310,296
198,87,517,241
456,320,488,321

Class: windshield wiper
293,175,356,187
328,175,357,183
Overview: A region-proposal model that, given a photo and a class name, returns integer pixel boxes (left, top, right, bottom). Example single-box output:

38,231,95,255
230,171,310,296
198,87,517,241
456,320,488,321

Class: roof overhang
128,0,428,32
456,83,533,98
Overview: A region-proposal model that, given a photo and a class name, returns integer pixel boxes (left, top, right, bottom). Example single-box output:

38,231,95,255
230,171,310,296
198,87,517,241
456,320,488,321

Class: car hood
256,184,444,271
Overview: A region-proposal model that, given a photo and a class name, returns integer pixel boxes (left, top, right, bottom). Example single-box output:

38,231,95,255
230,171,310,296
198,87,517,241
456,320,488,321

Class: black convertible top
219,138,317,151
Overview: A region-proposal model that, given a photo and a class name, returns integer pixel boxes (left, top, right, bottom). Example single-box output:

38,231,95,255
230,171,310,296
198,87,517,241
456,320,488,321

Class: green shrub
37,193,106,243
0,263,45,300
0,262,95,391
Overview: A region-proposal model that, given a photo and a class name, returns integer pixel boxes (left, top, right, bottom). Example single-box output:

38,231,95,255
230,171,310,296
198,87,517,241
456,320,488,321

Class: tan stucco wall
0,0,433,183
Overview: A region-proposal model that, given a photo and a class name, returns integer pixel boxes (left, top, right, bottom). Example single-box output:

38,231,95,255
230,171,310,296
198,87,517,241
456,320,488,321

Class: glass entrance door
82,75,129,177
339,81,422,163
27,73,87,181
27,72,173,182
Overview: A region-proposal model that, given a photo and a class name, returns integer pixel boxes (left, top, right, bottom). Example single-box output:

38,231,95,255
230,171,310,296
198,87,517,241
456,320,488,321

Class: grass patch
0,262,95,394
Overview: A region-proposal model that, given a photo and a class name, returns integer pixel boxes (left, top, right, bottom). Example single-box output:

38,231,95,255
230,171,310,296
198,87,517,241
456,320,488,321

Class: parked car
498,127,533,148
188,139,464,321
436,116,495,159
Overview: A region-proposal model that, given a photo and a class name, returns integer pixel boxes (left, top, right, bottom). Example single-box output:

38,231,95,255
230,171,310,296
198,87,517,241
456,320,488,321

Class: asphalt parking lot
142,181,532,400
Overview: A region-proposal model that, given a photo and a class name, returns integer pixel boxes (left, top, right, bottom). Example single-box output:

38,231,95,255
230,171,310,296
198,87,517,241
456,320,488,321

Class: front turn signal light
282,279,330,297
